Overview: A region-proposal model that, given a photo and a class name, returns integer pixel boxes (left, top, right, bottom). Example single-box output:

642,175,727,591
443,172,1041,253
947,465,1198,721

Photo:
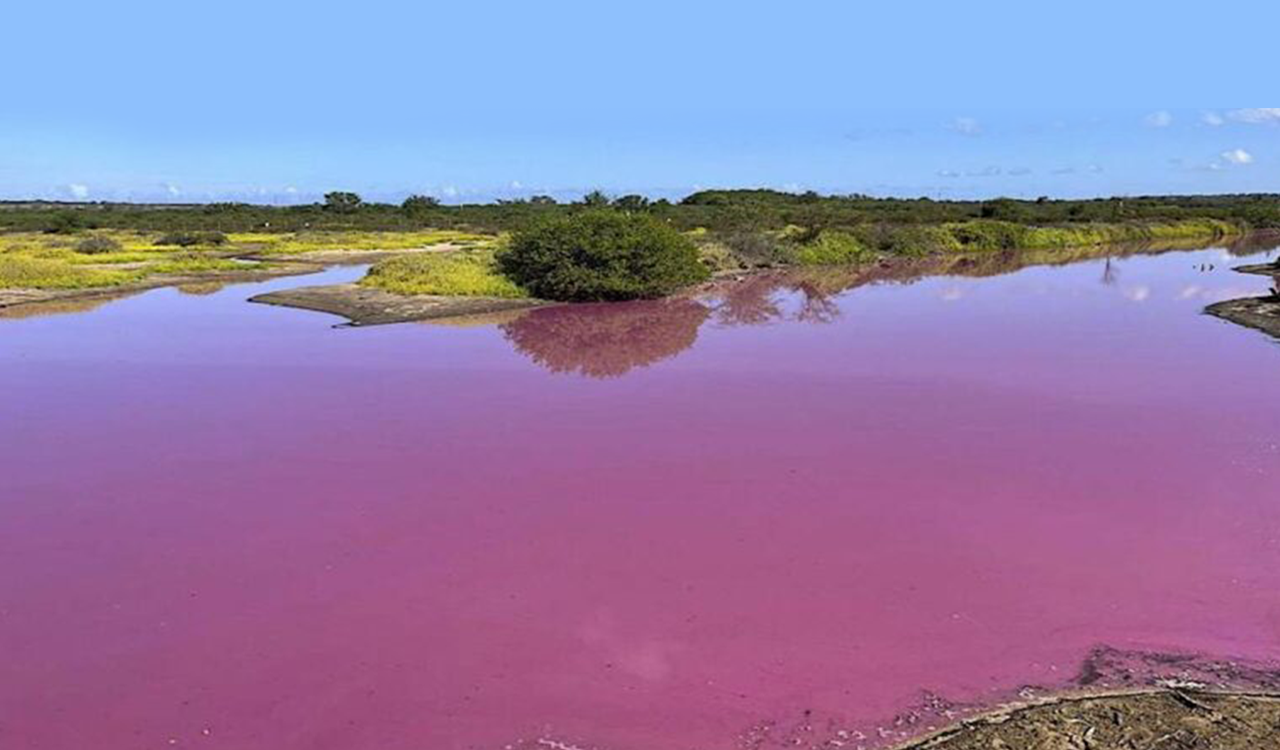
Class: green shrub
324,191,363,212
793,230,874,265
43,212,85,234
402,194,440,212
946,220,1031,251
725,231,790,267
153,231,228,247
497,211,710,301
855,225,961,257
74,236,123,254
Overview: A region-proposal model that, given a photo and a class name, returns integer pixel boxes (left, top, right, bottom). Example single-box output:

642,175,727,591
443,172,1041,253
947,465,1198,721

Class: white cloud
1202,111,1225,126
67,183,89,199
441,185,459,198
1222,148,1254,165
1228,108,1280,124
284,186,299,194
1145,111,1173,128
163,183,181,197
1124,285,1151,302
509,180,523,190
949,117,982,136
937,169,961,178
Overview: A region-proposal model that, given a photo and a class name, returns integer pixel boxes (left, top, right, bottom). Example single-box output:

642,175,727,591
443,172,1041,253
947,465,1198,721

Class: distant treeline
3,189,1279,235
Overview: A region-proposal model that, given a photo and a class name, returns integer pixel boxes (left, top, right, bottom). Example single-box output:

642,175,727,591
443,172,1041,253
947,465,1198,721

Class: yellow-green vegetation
947,219,1239,252
0,228,496,291
0,230,267,290
227,230,494,255
146,254,255,275
770,219,1243,267
793,230,876,266
360,250,528,298
0,254,144,289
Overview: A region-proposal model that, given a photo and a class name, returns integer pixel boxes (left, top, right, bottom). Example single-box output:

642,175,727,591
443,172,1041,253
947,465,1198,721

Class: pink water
2,245,1279,750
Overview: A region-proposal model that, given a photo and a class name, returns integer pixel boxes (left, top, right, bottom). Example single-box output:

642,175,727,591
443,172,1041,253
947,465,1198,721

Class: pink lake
2,243,1279,750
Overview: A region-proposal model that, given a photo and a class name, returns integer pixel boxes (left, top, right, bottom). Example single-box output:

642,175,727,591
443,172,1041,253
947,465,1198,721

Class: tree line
3,189,1279,235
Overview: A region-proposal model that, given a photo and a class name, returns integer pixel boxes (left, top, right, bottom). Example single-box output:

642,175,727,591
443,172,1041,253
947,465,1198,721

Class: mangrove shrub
497,211,710,301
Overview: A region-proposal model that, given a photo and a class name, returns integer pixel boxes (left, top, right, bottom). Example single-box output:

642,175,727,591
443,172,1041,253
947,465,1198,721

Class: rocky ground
898,690,1280,749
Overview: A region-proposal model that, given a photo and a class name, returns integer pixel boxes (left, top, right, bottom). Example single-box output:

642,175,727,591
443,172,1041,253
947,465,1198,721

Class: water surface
2,245,1279,749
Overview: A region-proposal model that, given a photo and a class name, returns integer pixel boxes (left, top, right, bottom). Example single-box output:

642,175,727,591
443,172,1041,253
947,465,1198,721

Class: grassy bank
358,250,527,298
755,218,1242,268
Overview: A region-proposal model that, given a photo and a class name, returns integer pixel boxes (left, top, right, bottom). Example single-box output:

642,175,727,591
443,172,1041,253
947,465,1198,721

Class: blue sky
2,1,1278,204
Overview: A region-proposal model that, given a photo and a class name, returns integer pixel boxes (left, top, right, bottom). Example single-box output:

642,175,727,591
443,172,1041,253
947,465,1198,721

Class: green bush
497,211,710,301
402,194,440,212
43,212,85,234
724,231,789,267
324,191,363,212
793,230,874,265
855,225,961,257
74,236,123,254
153,231,228,247
947,220,1031,251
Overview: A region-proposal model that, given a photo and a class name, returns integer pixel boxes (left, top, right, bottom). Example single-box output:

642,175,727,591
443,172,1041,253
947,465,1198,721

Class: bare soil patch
249,282,548,326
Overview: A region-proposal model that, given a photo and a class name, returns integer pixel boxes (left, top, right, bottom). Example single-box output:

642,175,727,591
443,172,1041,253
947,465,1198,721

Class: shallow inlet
1,244,1279,749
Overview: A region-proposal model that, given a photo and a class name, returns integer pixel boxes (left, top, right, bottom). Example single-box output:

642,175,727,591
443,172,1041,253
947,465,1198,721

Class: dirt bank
1206,295,1280,340
1203,261,1280,341
249,282,548,326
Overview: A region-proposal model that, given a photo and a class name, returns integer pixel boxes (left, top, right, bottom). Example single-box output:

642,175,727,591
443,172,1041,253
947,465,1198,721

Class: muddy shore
249,282,547,326
1204,261,1280,341
895,690,1280,749
732,647,1280,750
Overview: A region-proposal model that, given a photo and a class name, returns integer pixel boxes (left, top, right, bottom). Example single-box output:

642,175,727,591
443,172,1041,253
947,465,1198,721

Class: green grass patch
360,250,528,298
